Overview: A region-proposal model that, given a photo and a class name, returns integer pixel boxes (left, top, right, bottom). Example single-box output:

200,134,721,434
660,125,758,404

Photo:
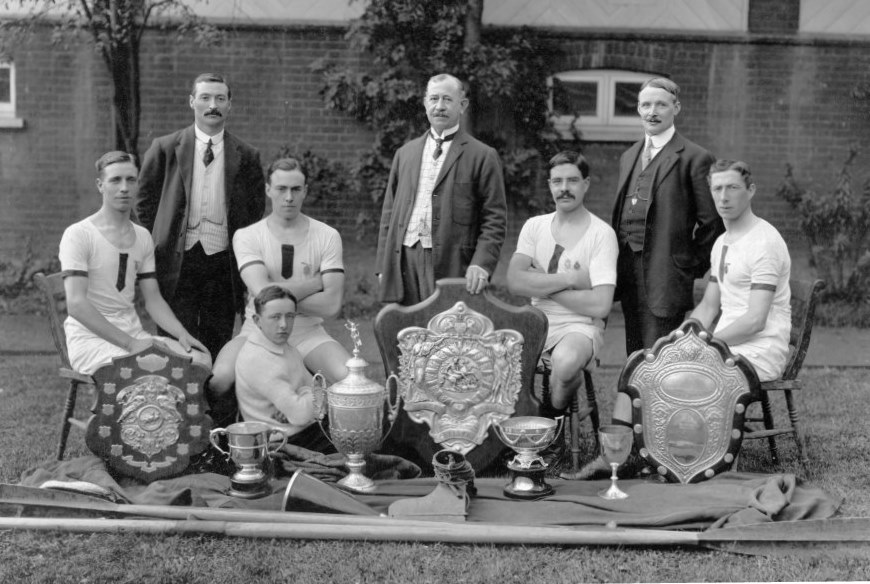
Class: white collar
646,125,675,149
194,125,224,146
247,326,287,356
430,125,460,140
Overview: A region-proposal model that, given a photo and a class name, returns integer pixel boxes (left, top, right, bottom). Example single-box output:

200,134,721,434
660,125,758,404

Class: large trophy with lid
314,322,401,492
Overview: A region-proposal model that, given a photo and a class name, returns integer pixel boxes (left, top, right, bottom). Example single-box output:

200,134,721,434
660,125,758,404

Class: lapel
176,125,196,199
650,132,684,196
407,132,427,194
616,139,643,196
434,130,465,191
223,131,241,202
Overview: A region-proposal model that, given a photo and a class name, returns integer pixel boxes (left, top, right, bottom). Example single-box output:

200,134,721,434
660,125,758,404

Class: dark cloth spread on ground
17,445,839,531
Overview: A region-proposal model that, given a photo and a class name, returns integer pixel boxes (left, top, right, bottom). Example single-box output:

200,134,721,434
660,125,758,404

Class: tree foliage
776,148,870,303
0,0,220,158
310,0,554,206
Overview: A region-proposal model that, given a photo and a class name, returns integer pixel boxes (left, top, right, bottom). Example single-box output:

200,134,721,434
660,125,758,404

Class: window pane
614,82,642,116
0,68,9,103
552,79,597,116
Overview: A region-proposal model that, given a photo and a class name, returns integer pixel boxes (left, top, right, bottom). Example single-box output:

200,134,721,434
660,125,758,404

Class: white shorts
544,321,604,359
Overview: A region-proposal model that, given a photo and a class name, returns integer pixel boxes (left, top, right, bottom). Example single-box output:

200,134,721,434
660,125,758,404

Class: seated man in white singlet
507,151,618,417
209,157,351,402
579,158,792,479
59,151,210,375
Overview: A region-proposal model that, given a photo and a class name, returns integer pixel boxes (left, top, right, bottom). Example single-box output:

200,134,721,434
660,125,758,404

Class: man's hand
176,331,209,356
465,265,490,294
284,272,324,301
563,261,591,290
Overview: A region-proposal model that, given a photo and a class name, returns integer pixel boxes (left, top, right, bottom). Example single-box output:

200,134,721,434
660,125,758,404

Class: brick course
2,23,870,261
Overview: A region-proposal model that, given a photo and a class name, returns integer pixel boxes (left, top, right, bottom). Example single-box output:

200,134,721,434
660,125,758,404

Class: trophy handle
268,428,288,454
208,428,230,458
529,415,565,448
379,373,403,443
491,421,508,445
310,372,335,447
385,373,402,424
311,373,327,420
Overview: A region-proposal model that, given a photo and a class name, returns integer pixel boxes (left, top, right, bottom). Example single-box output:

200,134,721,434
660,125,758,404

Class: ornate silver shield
397,301,524,454
86,343,212,481
620,319,759,484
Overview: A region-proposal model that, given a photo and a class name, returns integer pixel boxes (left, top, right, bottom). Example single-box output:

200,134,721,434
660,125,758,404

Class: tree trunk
104,37,140,160
462,0,484,134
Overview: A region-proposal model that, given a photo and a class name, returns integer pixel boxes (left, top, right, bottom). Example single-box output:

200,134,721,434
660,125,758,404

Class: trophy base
503,466,553,500
228,477,272,499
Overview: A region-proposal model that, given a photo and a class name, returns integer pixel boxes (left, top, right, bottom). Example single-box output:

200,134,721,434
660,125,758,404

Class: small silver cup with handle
493,415,564,499
312,322,401,492
209,420,288,499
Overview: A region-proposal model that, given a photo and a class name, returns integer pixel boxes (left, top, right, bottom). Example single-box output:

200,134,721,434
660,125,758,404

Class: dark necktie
432,132,456,160
203,139,214,167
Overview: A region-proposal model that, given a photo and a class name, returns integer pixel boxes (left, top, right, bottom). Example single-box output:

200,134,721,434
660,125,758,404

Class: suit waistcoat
618,151,663,252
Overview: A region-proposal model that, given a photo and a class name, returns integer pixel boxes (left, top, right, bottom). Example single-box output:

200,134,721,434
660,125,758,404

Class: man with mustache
376,73,507,305
507,151,618,418
136,73,265,422
612,77,723,356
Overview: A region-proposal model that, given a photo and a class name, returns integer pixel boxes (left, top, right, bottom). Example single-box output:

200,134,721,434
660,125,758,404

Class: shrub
776,149,870,306
0,237,60,314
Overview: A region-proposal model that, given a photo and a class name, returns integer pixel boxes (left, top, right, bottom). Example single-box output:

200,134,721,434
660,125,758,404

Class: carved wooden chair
619,319,760,484
741,278,825,467
34,271,94,460
374,278,548,474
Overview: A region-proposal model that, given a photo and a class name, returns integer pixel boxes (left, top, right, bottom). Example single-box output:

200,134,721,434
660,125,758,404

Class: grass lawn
1,352,869,583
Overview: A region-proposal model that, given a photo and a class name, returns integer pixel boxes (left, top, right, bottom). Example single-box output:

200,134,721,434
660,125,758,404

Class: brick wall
2,23,870,261
749,0,800,34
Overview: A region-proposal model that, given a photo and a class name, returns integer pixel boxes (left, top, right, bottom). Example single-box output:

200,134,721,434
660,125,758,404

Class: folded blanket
18,455,839,530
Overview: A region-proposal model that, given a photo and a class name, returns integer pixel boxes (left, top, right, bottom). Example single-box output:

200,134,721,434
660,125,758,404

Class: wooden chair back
374,278,548,474
33,271,72,368
781,279,826,381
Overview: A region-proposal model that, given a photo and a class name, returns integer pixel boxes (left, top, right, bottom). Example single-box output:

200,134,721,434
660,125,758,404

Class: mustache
205,109,222,117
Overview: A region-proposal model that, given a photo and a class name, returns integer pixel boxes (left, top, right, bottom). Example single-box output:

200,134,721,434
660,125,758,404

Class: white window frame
548,69,653,142
0,62,24,129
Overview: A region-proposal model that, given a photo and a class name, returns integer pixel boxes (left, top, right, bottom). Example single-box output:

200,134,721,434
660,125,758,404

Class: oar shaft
0,517,700,547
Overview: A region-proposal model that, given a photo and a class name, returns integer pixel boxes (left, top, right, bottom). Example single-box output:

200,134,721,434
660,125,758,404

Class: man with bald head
376,73,507,305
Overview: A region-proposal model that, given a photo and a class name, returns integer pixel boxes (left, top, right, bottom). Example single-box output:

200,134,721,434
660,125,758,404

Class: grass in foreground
1,355,869,583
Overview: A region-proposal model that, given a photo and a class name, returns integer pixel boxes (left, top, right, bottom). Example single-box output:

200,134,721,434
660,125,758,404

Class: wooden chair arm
59,368,94,385
758,379,802,392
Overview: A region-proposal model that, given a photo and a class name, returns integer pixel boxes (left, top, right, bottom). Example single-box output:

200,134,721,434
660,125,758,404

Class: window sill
554,125,642,143
0,117,25,129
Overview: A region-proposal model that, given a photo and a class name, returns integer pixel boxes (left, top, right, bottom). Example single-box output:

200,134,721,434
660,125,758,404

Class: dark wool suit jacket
376,129,507,303
135,125,266,310
611,131,724,318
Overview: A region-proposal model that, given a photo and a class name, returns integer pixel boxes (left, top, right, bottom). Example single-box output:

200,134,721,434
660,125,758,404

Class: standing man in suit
136,73,265,361
376,73,507,306
612,77,723,355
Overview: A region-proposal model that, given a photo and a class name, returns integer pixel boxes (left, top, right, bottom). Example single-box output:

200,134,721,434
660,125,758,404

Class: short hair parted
639,77,680,103
95,151,137,178
548,151,590,179
254,285,298,315
708,159,754,187
427,73,468,99
266,157,307,184
191,72,232,99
